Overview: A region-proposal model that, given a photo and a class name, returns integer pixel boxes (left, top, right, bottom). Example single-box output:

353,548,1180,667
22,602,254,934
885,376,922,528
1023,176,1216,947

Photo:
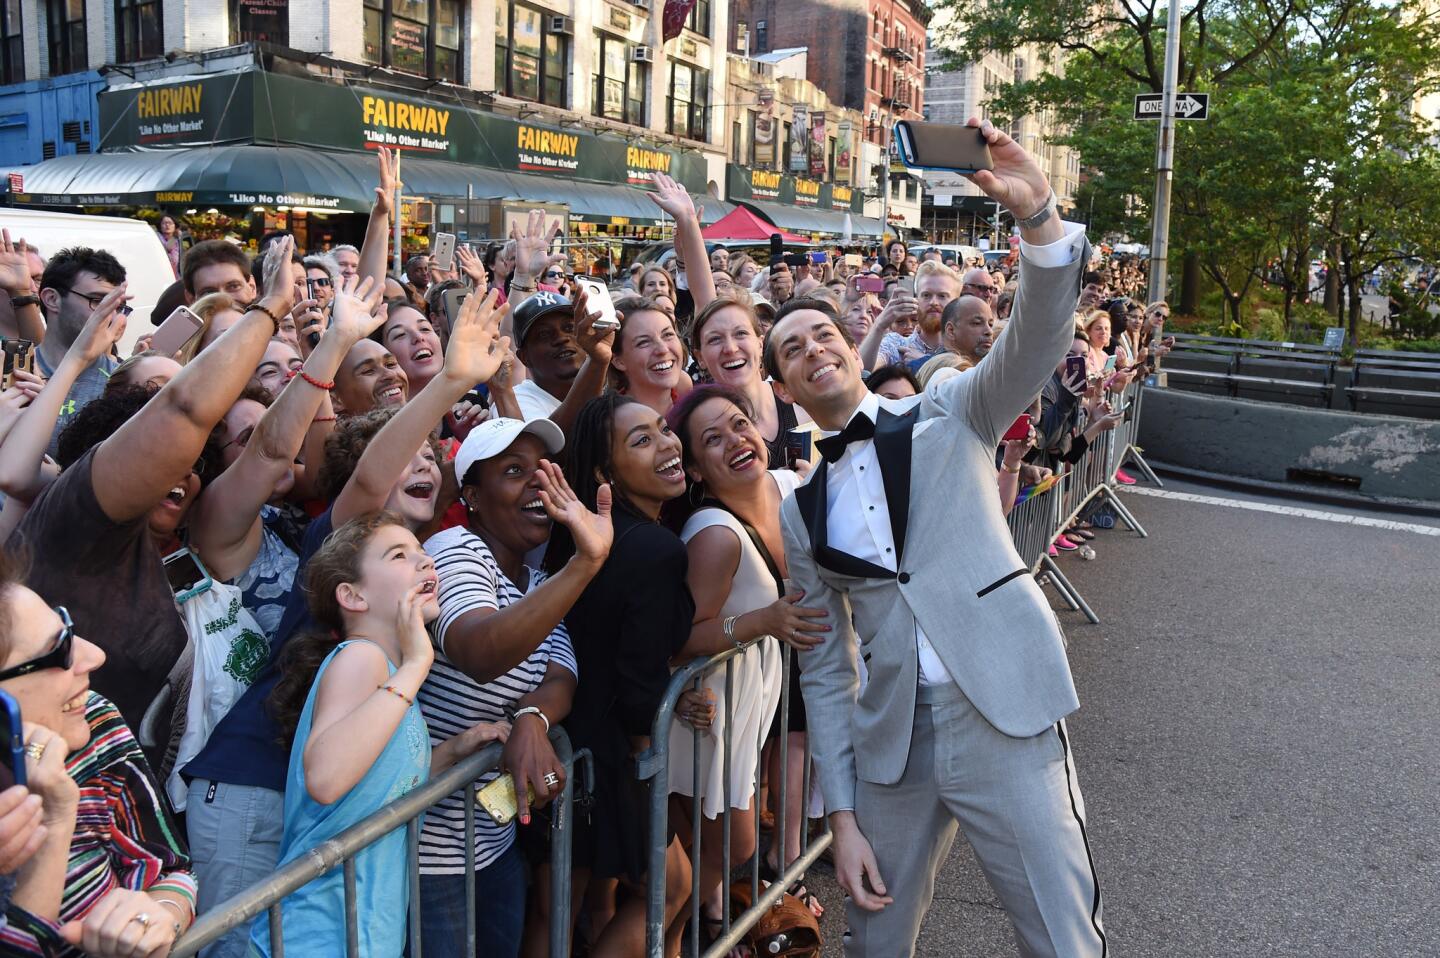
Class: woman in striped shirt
416,416,612,958
0,549,196,957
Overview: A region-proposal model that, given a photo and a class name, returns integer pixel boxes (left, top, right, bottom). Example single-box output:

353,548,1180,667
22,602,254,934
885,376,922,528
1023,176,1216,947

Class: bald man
960,266,999,304
941,294,995,366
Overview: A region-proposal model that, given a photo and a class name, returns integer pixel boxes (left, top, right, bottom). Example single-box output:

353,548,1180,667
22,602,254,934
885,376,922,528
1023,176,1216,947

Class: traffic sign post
1134,93,1210,121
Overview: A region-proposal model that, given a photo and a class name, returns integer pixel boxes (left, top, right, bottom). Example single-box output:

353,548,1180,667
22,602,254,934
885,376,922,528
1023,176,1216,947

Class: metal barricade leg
1125,446,1165,486
549,743,579,958
1041,555,1100,624
1101,486,1149,538
1040,564,1082,612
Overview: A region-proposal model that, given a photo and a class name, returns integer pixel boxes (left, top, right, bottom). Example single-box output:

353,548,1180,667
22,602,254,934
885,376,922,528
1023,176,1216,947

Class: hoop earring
688,481,705,507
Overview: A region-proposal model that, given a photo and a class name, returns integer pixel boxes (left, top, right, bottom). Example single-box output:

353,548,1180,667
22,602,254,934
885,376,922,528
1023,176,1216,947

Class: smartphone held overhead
150,305,205,357
893,121,995,174
574,277,620,330
431,232,457,273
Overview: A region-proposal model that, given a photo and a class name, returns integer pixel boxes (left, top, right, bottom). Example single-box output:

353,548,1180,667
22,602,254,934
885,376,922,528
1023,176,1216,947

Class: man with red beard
876,261,959,368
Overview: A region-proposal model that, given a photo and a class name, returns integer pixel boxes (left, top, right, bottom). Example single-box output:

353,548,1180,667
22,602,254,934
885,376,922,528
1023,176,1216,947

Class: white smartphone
151,305,205,356
431,232,457,272
574,277,620,330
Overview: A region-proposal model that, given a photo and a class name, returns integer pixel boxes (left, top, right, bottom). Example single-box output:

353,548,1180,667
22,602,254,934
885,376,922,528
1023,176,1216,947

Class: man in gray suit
766,119,1105,958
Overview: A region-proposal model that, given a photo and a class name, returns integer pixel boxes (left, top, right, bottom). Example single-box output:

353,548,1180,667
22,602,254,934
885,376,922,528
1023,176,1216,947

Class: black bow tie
816,413,876,463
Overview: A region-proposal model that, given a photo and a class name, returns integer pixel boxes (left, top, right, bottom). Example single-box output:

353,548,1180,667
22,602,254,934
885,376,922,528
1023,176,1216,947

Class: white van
2,209,175,355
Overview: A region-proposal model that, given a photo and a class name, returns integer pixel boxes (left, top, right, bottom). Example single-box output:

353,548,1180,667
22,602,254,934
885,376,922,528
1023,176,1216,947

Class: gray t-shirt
35,350,119,457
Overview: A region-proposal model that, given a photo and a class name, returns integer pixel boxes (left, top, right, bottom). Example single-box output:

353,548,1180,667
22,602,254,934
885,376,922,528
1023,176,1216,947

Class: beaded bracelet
379,684,414,706
298,368,335,390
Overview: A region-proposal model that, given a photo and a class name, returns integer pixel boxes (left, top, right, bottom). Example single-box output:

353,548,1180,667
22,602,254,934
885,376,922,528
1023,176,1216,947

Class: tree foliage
931,0,1440,337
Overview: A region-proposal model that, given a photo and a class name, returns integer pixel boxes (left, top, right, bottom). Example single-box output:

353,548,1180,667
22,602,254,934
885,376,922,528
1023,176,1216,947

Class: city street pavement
800,479,1440,956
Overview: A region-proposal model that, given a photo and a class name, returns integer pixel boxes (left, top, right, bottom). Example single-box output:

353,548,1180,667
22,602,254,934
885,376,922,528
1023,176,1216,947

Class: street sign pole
1147,0,1183,305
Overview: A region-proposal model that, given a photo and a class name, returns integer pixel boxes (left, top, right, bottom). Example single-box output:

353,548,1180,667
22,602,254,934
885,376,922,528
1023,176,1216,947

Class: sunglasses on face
0,606,75,682
309,277,333,288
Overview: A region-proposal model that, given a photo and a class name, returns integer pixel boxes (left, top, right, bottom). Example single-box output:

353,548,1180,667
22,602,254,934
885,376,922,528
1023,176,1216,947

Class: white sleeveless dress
668,469,799,819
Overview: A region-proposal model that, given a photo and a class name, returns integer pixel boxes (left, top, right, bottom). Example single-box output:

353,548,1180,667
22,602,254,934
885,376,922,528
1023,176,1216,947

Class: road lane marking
1123,487,1440,536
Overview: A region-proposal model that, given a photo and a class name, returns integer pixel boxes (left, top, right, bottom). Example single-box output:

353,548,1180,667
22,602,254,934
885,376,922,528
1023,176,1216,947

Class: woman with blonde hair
727,253,759,288
916,351,972,390
177,292,246,364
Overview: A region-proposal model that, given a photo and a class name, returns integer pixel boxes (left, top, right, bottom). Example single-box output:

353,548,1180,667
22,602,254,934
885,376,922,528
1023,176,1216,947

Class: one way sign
1134,93,1209,120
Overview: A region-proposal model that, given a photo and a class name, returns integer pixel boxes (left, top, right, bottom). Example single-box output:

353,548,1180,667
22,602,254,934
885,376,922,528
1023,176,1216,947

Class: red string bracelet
298,368,335,390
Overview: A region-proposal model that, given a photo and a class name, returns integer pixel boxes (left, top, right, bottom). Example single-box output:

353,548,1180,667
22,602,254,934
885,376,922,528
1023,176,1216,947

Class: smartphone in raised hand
431,232,457,273
2,339,36,390
893,121,994,174
150,306,204,357
574,277,620,330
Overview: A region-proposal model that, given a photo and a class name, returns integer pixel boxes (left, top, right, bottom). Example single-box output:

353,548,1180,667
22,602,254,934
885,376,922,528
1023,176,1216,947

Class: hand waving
260,235,298,316
961,117,1052,221
456,244,489,294
645,172,699,223
326,275,385,345
374,145,401,214
534,459,612,566
443,288,512,387
0,230,33,295
511,209,565,283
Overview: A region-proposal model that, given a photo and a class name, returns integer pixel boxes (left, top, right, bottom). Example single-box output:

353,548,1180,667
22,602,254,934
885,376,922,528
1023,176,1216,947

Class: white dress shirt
824,220,1087,687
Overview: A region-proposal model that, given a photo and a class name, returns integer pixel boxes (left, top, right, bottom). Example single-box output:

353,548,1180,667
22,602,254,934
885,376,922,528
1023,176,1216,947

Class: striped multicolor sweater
0,694,196,955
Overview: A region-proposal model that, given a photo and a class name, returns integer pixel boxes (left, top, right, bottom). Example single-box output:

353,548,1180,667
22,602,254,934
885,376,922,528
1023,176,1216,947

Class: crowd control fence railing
637,640,828,958
1007,379,1156,624
171,729,585,958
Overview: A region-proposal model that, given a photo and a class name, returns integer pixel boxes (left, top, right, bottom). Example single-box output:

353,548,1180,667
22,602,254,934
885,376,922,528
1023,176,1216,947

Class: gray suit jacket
781,240,1089,814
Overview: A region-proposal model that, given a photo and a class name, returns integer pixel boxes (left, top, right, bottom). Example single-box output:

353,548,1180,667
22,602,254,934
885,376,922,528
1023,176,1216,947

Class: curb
1143,459,1440,519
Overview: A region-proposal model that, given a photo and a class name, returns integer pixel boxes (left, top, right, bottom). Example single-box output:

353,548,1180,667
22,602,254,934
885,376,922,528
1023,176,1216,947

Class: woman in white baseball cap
413,415,613,957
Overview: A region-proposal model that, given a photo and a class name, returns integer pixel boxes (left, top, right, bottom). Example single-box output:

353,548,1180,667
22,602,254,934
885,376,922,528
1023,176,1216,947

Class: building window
1,0,21,82
495,3,569,105
684,0,709,36
667,61,709,141
592,32,646,125
115,0,163,63
46,0,87,75
362,0,462,82
732,119,743,164
754,19,767,53
905,178,917,201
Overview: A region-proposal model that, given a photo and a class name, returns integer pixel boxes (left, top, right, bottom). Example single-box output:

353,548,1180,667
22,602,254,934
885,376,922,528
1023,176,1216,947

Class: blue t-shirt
181,508,335,792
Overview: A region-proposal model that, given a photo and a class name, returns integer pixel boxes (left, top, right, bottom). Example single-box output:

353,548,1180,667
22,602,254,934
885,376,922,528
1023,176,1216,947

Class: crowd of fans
0,146,1164,958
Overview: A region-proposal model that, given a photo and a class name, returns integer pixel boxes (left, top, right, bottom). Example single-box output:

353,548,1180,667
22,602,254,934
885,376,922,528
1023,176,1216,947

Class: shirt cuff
1019,220,1086,269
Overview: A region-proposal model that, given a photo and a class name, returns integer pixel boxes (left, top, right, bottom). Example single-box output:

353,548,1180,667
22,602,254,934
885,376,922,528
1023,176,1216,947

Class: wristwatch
8,294,40,310
1015,190,1058,231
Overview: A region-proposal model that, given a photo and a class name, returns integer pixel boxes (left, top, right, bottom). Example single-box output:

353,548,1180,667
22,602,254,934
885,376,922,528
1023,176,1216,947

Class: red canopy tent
701,206,808,244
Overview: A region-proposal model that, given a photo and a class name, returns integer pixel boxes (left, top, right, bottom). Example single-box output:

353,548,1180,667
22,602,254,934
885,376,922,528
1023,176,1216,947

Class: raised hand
260,235,298,316
511,209,565,284
534,459,612,566
962,117,1052,222
456,244,489,294
374,145,401,215
69,283,131,365
645,172,699,223
443,287,512,386
326,275,384,345
0,229,33,294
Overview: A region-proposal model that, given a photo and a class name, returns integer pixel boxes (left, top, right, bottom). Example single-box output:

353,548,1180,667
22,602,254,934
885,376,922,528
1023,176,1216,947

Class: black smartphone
769,233,785,268
1064,355,1087,382
783,253,808,269
2,338,36,390
0,690,25,789
893,121,994,174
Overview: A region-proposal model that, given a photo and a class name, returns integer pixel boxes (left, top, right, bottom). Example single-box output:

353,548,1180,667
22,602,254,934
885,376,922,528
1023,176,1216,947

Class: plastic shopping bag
167,582,270,810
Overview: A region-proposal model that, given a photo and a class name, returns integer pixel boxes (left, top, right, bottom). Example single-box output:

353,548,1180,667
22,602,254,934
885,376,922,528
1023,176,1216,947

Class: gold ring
131,912,151,928
24,741,46,762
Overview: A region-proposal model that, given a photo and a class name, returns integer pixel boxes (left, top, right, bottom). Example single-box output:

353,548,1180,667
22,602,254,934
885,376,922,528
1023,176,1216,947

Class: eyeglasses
963,283,997,296
0,606,75,682
308,277,333,288
64,288,133,317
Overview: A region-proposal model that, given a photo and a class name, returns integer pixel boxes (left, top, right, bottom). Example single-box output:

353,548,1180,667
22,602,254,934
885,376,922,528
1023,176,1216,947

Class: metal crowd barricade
637,641,830,958
171,728,583,958
1006,379,1152,625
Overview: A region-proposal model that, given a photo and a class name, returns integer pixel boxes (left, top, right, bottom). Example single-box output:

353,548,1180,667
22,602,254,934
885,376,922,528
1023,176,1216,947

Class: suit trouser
843,683,1105,958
